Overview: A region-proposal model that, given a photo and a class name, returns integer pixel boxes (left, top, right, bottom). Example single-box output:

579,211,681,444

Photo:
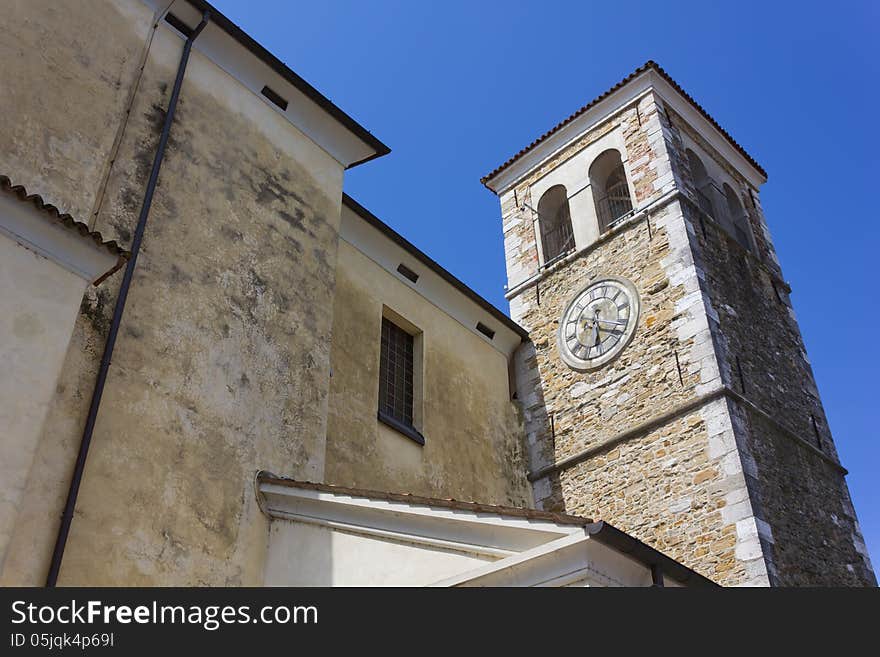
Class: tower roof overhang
481,61,768,195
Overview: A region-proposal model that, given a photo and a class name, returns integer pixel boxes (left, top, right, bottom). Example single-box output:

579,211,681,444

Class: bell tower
483,62,875,586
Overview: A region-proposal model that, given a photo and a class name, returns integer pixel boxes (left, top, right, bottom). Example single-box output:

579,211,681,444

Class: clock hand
591,308,600,346
595,318,626,327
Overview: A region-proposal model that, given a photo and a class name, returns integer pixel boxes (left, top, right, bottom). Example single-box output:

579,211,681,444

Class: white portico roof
255,472,716,587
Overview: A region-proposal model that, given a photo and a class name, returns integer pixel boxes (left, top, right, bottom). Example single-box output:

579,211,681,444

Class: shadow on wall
264,519,333,586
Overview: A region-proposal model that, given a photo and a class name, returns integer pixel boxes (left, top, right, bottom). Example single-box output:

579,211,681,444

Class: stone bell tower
482,62,875,586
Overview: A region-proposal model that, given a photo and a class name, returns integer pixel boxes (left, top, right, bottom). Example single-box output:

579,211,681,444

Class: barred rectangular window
379,317,414,427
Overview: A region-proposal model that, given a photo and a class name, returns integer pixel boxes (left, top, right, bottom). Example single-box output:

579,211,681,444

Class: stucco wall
324,239,532,507
264,520,491,586
0,0,155,586
0,237,88,573
1,8,345,585
0,0,154,221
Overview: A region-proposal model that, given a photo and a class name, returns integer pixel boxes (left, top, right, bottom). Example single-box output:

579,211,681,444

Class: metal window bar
540,205,575,263
596,166,634,232
379,318,414,427
733,223,751,251
695,185,714,218
695,178,753,252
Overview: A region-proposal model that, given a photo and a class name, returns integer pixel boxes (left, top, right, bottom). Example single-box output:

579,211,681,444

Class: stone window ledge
377,410,425,446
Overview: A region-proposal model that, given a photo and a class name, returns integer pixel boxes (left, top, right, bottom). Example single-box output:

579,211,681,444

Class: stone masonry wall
506,92,772,584
666,108,783,279
734,404,876,585
507,93,683,486
676,190,875,585
504,82,875,584
512,200,768,585
666,103,875,585
500,91,677,302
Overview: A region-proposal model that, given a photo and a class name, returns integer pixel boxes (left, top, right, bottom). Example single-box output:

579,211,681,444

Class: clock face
557,277,640,371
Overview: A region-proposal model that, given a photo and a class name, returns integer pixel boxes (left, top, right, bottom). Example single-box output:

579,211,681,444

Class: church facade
0,0,873,587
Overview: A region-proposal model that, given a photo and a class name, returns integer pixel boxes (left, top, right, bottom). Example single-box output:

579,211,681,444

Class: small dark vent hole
396,263,419,284
164,13,194,38
476,322,496,340
260,85,288,111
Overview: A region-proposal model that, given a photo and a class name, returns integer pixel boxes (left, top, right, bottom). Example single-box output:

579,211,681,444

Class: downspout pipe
46,10,210,587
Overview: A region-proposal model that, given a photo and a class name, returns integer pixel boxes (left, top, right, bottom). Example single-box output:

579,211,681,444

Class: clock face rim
556,276,640,372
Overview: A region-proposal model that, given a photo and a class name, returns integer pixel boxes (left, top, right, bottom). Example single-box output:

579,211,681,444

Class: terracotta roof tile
0,175,130,269
257,472,594,527
481,60,766,187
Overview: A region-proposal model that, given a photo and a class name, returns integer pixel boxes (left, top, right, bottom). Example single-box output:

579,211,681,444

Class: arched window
537,185,574,263
589,149,633,233
687,149,715,217
724,184,752,251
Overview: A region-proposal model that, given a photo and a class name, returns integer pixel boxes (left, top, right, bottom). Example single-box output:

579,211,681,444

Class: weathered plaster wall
0,0,154,586
2,16,345,585
325,240,532,507
265,520,492,586
0,237,88,573
0,0,154,220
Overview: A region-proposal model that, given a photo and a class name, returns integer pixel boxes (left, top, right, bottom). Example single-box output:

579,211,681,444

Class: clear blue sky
211,0,879,569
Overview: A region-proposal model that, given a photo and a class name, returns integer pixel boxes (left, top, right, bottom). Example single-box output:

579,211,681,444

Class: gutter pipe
45,9,211,587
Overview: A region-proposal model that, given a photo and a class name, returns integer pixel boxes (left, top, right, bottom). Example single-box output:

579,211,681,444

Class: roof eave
341,193,529,342
586,521,718,588
162,0,390,168
482,61,767,194
256,473,717,587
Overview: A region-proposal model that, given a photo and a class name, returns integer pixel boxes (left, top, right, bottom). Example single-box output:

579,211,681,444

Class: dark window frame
378,317,424,445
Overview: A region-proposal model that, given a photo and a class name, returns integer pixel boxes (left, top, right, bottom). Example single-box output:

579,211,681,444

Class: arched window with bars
537,185,574,264
687,149,716,217
589,149,633,233
723,184,752,251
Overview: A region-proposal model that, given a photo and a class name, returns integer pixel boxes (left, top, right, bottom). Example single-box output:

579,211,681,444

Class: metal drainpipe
45,10,210,587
